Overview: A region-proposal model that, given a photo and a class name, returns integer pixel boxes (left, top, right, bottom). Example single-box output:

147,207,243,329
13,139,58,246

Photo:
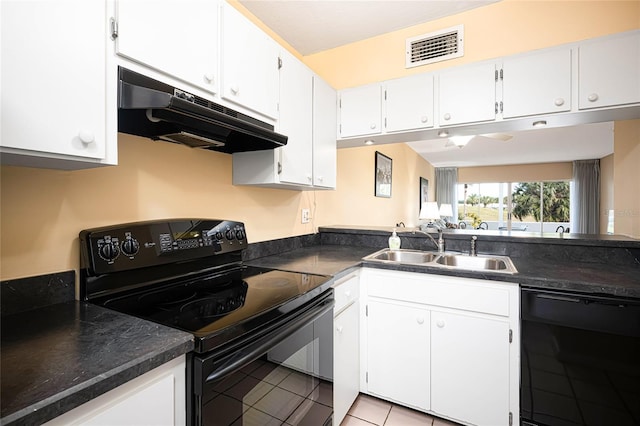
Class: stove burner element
179,293,246,318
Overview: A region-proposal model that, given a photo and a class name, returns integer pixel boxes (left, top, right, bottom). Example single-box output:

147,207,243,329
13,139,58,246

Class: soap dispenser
388,228,401,250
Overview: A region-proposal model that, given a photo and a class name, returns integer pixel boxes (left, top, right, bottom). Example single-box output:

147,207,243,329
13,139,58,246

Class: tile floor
342,393,461,426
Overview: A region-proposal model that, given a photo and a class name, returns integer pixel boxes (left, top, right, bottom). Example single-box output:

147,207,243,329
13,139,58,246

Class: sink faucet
413,228,445,253
470,235,478,256
556,225,565,234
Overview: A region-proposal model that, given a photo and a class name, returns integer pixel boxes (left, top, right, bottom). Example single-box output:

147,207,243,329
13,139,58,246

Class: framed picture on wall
375,151,392,198
420,177,429,209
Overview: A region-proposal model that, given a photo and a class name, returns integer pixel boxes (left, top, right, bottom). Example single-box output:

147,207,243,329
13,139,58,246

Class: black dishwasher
521,288,640,426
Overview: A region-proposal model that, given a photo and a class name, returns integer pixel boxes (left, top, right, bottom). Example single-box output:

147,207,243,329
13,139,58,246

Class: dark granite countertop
246,245,375,278
247,244,640,299
0,301,194,426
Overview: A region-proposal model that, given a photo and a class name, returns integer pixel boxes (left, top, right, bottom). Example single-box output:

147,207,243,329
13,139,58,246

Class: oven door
192,289,334,426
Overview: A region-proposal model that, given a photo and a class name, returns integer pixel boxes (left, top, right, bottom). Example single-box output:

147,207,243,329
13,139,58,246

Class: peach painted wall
303,0,640,89
0,135,432,280
612,119,640,238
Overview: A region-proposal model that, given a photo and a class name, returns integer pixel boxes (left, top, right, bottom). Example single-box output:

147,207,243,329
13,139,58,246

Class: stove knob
99,242,120,261
235,229,245,240
215,231,223,240
121,238,139,256
225,230,235,240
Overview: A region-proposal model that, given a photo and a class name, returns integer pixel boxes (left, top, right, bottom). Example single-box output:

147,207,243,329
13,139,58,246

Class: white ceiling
239,0,498,55
239,0,615,167
407,122,615,167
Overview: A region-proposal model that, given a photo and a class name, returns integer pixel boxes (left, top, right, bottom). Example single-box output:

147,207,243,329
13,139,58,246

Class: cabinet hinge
366,371,369,383
500,68,504,80
500,101,504,113
277,57,282,70
509,411,513,426
110,17,118,40
384,117,387,128
495,69,498,81
495,102,498,114
384,90,387,100
366,305,368,316
339,98,342,108
277,161,282,174
509,329,513,343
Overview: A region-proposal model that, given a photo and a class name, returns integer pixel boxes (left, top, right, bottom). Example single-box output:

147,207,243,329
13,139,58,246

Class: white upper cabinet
385,73,434,132
578,31,640,109
1,0,113,169
115,0,219,95
438,61,497,126
339,84,383,138
502,48,572,118
277,49,313,186
312,76,337,189
220,3,279,119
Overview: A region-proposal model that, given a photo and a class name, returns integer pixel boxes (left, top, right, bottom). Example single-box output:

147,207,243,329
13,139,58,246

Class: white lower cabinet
367,300,430,411
431,311,510,425
333,273,360,426
361,268,519,426
44,355,186,426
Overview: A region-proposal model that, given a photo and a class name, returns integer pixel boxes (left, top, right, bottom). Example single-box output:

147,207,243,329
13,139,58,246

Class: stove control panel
80,219,247,275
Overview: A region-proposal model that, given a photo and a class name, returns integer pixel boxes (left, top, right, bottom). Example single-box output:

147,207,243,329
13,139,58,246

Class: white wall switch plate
301,209,310,224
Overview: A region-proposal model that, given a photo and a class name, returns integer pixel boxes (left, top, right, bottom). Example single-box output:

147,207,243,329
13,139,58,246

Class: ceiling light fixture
438,130,449,138
450,136,473,147
364,140,374,145
532,120,547,128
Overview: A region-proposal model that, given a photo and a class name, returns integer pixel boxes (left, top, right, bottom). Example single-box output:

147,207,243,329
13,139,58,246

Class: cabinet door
579,31,640,109
220,3,279,119
367,300,430,410
438,61,496,126
339,84,382,138
334,301,360,426
278,50,313,186
431,311,510,426
312,76,337,189
385,74,434,132
1,0,106,161
502,48,572,118
116,0,218,94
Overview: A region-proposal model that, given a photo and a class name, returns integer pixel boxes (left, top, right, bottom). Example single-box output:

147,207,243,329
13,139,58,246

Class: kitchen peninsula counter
247,227,640,299
0,301,193,426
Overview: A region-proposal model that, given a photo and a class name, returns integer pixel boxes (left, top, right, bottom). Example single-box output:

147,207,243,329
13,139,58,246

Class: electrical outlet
301,209,310,224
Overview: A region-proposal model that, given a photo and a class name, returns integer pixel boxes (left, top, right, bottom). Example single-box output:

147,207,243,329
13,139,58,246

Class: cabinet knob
417,317,425,325
370,123,377,129
420,115,428,123
436,319,445,328
317,176,324,182
78,131,95,144
307,174,312,181
443,113,451,121
588,93,599,102
336,325,343,333
204,73,215,84
554,98,565,106
230,85,240,95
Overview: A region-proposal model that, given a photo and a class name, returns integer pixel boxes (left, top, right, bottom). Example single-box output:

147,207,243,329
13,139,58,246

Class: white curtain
435,167,458,220
573,159,600,234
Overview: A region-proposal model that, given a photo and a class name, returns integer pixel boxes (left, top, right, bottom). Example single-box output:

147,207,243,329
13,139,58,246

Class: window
457,181,571,232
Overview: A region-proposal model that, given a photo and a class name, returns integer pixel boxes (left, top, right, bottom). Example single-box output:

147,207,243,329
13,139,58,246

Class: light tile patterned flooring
342,394,461,426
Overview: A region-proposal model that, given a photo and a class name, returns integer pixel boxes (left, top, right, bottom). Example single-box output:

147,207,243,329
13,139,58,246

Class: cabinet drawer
365,269,511,317
333,273,359,314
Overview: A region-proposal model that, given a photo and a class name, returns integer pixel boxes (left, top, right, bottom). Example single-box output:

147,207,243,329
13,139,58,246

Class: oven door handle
204,298,334,384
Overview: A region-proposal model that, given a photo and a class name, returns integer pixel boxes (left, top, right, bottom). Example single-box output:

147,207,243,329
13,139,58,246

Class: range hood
117,67,287,153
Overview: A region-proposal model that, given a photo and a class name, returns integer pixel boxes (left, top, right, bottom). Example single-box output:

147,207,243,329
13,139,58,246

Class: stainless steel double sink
362,248,518,274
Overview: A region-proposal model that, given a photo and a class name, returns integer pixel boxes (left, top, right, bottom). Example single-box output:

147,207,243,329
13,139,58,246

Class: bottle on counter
388,228,401,250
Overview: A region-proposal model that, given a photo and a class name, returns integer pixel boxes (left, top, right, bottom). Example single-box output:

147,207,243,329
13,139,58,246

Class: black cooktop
79,219,332,353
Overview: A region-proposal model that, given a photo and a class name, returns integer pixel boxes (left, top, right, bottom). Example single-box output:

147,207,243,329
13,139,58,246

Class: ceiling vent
406,25,464,68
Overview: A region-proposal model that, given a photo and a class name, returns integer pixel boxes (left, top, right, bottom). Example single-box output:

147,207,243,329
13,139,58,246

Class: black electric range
80,219,335,426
